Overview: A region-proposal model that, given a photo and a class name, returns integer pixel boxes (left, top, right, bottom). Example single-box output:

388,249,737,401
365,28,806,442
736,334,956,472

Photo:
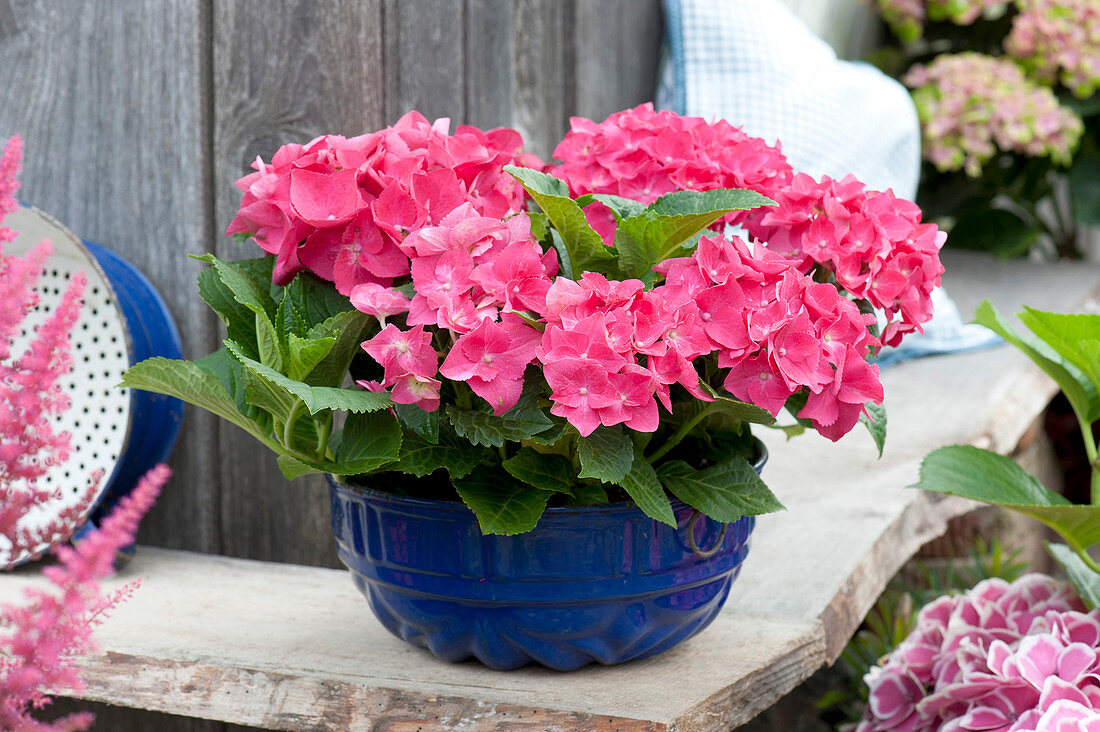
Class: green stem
282,400,305,453
1068,538,1100,575
646,404,722,464
316,412,333,462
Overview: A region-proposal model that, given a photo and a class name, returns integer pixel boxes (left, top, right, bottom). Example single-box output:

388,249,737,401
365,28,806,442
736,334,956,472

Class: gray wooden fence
0,0,661,581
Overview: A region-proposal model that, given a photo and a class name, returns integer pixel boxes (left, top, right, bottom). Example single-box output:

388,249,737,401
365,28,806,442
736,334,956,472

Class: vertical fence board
511,0,573,161
574,0,662,124
0,0,221,554
464,0,515,130
383,0,465,123
212,0,384,566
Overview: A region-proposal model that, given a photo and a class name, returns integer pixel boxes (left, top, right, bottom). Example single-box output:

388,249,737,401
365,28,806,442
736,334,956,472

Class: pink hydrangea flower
856,574,1100,732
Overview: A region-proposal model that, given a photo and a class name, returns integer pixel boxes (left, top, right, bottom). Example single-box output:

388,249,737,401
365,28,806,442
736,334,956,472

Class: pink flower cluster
361,224,884,439
871,0,1010,42
743,173,945,347
1,464,169,732
857,574,1100,732
0,136,93,567
227,111,540,293
240,109,946,441
1006,0,1100,99
904,53,1084,176
551,103,793,242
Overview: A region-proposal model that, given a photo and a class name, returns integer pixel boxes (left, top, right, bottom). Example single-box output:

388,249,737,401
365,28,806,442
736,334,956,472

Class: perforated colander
1,205,132,568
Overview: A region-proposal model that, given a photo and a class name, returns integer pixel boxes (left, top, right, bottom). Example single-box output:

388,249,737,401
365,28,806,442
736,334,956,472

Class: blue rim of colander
82,241,184,525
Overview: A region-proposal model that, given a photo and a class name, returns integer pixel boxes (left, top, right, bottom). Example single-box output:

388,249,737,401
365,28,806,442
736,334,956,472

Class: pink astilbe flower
0,136,95,568
0,464,170,732
856,574,1100,732
0,136,22,245
1006,0,1100,99
903,53,1084,176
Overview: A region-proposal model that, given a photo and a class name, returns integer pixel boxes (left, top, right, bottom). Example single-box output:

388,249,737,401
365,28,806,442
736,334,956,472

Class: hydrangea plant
868,0,1100,259
856,574,1100,731
123,106,944,535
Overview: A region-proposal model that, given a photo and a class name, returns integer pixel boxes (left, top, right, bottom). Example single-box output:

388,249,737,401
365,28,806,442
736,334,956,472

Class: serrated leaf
657,457,784,522
305,309,372,387
503,448,576,495
193,254,285,370
240,362,299,423
122,357,280,452
333,410,402,475
577,426,634,483
618,453,676,526
974,300,1099,423
699,385,778,425
395,402,439,444
646,188,775,217
195,347,254,417
453,468,550,535
226,341,392,415
565,483,610,506
276,454,323,480
445,391,554,447
197,267,258,359
914,446,1100,550
860,402,887,457
284,269,357,326
287,333,335,381
1047,543,1100,609
395,425,480,479
505,165,613,275
577,193,648,220
547,228,574,280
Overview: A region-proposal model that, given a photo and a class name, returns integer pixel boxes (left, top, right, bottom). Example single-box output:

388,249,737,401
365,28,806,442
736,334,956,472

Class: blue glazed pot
329,441,766,671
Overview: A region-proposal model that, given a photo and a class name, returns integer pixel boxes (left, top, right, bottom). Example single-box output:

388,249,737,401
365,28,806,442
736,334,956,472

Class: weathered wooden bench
3,251,1098,730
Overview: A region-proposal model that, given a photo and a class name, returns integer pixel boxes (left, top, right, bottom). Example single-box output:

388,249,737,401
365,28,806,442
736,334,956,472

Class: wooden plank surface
4,253,1096,731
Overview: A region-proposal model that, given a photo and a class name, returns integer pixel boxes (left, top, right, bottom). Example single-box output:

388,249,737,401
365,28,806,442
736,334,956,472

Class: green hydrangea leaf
657,457,784,522
304,309,372,388
395,424,480,479
226,340,392,415
286,333,335,381
505,165,614,276
454,468,551,535
1017,308,1100,395
577,426,634,483
503,448,576,495
395,402,439,444
122,357,280,453
618,453,676,526
445,391,554,447
331,410,402,475
860,402,887,457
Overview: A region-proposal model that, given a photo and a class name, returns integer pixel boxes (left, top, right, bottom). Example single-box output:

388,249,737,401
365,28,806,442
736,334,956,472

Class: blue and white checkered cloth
657,0,1001,365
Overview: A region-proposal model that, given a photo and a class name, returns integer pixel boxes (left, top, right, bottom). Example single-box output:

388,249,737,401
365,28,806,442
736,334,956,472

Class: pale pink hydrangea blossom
856,574,1100,731
870,0,1010,41
1006,0,1100,99
904,53,1084,177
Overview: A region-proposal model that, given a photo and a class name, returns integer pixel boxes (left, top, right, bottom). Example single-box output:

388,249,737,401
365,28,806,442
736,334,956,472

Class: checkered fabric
656,0,1001,364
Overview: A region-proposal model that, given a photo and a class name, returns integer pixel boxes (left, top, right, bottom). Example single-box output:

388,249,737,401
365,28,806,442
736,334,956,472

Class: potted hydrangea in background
122,104,944,670
868,0,1100,260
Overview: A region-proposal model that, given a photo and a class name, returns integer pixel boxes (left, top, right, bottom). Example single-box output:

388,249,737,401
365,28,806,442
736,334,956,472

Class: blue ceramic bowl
329,442,766,671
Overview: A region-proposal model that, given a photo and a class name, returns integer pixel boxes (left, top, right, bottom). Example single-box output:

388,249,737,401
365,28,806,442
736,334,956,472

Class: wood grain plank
383,0,465,124
0,0,221,554
464,0,515,130
511,0,573,161
212,0,383,567
573,0,662,124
